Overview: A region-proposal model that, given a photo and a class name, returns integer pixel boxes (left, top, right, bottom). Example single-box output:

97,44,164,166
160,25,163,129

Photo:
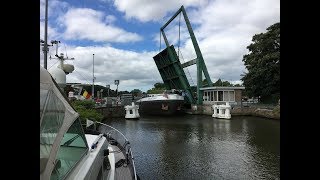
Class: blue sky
40,0,280,92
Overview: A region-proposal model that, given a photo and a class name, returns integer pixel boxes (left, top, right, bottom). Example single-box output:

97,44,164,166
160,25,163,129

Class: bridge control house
200,86,245,115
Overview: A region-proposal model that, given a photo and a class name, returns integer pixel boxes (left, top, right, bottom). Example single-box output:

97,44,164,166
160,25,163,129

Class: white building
200,86,245,106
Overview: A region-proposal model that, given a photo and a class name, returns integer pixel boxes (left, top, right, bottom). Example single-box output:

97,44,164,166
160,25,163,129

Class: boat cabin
41,66,89,179
40,66,110,180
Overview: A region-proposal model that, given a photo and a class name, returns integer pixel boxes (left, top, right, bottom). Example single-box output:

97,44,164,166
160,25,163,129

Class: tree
154,83,165,89
214,79,223,86
147,82,166,94
131,89,142,97
223,81,232,87
202,78,237,87
241,22,280,103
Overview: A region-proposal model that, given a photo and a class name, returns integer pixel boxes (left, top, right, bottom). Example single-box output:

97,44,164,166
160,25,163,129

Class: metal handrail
96,122,129,145
94,121,137,180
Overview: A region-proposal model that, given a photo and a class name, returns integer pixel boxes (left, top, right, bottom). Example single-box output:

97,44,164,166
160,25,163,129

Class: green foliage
147,82,166,94
214,79,223,86
241,22,280,103
71,100,103,124
206,78,235,87
154,83,165,89
147,89,165,94
130,89,142,96
72,100,95,109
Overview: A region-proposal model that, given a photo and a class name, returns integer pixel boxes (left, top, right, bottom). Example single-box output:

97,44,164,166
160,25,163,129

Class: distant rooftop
66,83,92,87
200,86,245,90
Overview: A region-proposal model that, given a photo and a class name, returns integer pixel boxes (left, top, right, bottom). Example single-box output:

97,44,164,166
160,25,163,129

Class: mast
43,0,48,69
92,54,95,99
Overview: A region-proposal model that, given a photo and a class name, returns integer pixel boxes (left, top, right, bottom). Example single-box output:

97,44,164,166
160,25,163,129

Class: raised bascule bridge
153,5,213,107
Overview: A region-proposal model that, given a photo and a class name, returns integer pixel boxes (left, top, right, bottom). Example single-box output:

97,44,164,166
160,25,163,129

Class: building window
201,90,236,102
229,91,235,101
223,91,229,101
218,91,223,101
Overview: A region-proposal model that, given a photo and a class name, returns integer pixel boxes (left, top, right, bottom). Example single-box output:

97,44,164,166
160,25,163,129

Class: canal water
104,115,280,179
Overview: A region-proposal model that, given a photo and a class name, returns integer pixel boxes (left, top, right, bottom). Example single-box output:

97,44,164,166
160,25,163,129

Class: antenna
51,40,61,56
50,40,75,74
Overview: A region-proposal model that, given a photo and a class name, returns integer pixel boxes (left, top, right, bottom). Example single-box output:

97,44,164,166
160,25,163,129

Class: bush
71,100,103,124
72,100,95,109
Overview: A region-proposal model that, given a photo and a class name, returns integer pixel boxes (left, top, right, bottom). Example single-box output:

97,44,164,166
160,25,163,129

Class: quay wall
96,104,280,120
201,104,280,120
95,105,125,118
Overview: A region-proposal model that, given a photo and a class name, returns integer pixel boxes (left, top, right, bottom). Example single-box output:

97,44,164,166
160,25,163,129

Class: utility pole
92,54,95,100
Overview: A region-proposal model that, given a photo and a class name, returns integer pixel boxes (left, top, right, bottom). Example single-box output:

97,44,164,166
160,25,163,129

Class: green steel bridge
153,5,213,105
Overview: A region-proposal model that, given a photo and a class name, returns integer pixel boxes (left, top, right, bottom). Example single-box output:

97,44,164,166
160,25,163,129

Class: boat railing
90,121,137,180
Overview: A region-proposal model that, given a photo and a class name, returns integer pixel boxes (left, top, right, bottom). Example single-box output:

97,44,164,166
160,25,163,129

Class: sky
40,0,280,92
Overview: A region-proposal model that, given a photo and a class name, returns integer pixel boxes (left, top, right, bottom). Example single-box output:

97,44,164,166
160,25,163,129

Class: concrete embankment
201,104,280,120
95,105,125,118
97,104,280,120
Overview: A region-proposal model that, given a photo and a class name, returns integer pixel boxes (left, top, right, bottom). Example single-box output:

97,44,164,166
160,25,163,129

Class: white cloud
41,45,162,92
105,15,116,24
58,8,143,43
112,0,206,22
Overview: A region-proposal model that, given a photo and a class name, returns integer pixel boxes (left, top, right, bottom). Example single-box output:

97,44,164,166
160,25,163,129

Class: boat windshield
164,89,183,95
40,88,66,171
40,66,89,179
50,119,88,180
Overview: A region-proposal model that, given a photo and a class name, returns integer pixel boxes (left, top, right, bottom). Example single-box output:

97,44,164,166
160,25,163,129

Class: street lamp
114,80,119,96
106,85,110,97
100,89,104,99
114,80,120,106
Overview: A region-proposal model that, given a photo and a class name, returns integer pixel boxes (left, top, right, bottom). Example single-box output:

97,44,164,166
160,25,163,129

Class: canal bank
201,104,280,120
96,103,280,120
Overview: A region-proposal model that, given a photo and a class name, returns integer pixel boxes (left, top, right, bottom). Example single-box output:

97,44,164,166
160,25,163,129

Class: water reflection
104,115,280,179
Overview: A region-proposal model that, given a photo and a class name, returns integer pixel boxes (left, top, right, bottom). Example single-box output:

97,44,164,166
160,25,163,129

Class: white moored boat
136,89,185,116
